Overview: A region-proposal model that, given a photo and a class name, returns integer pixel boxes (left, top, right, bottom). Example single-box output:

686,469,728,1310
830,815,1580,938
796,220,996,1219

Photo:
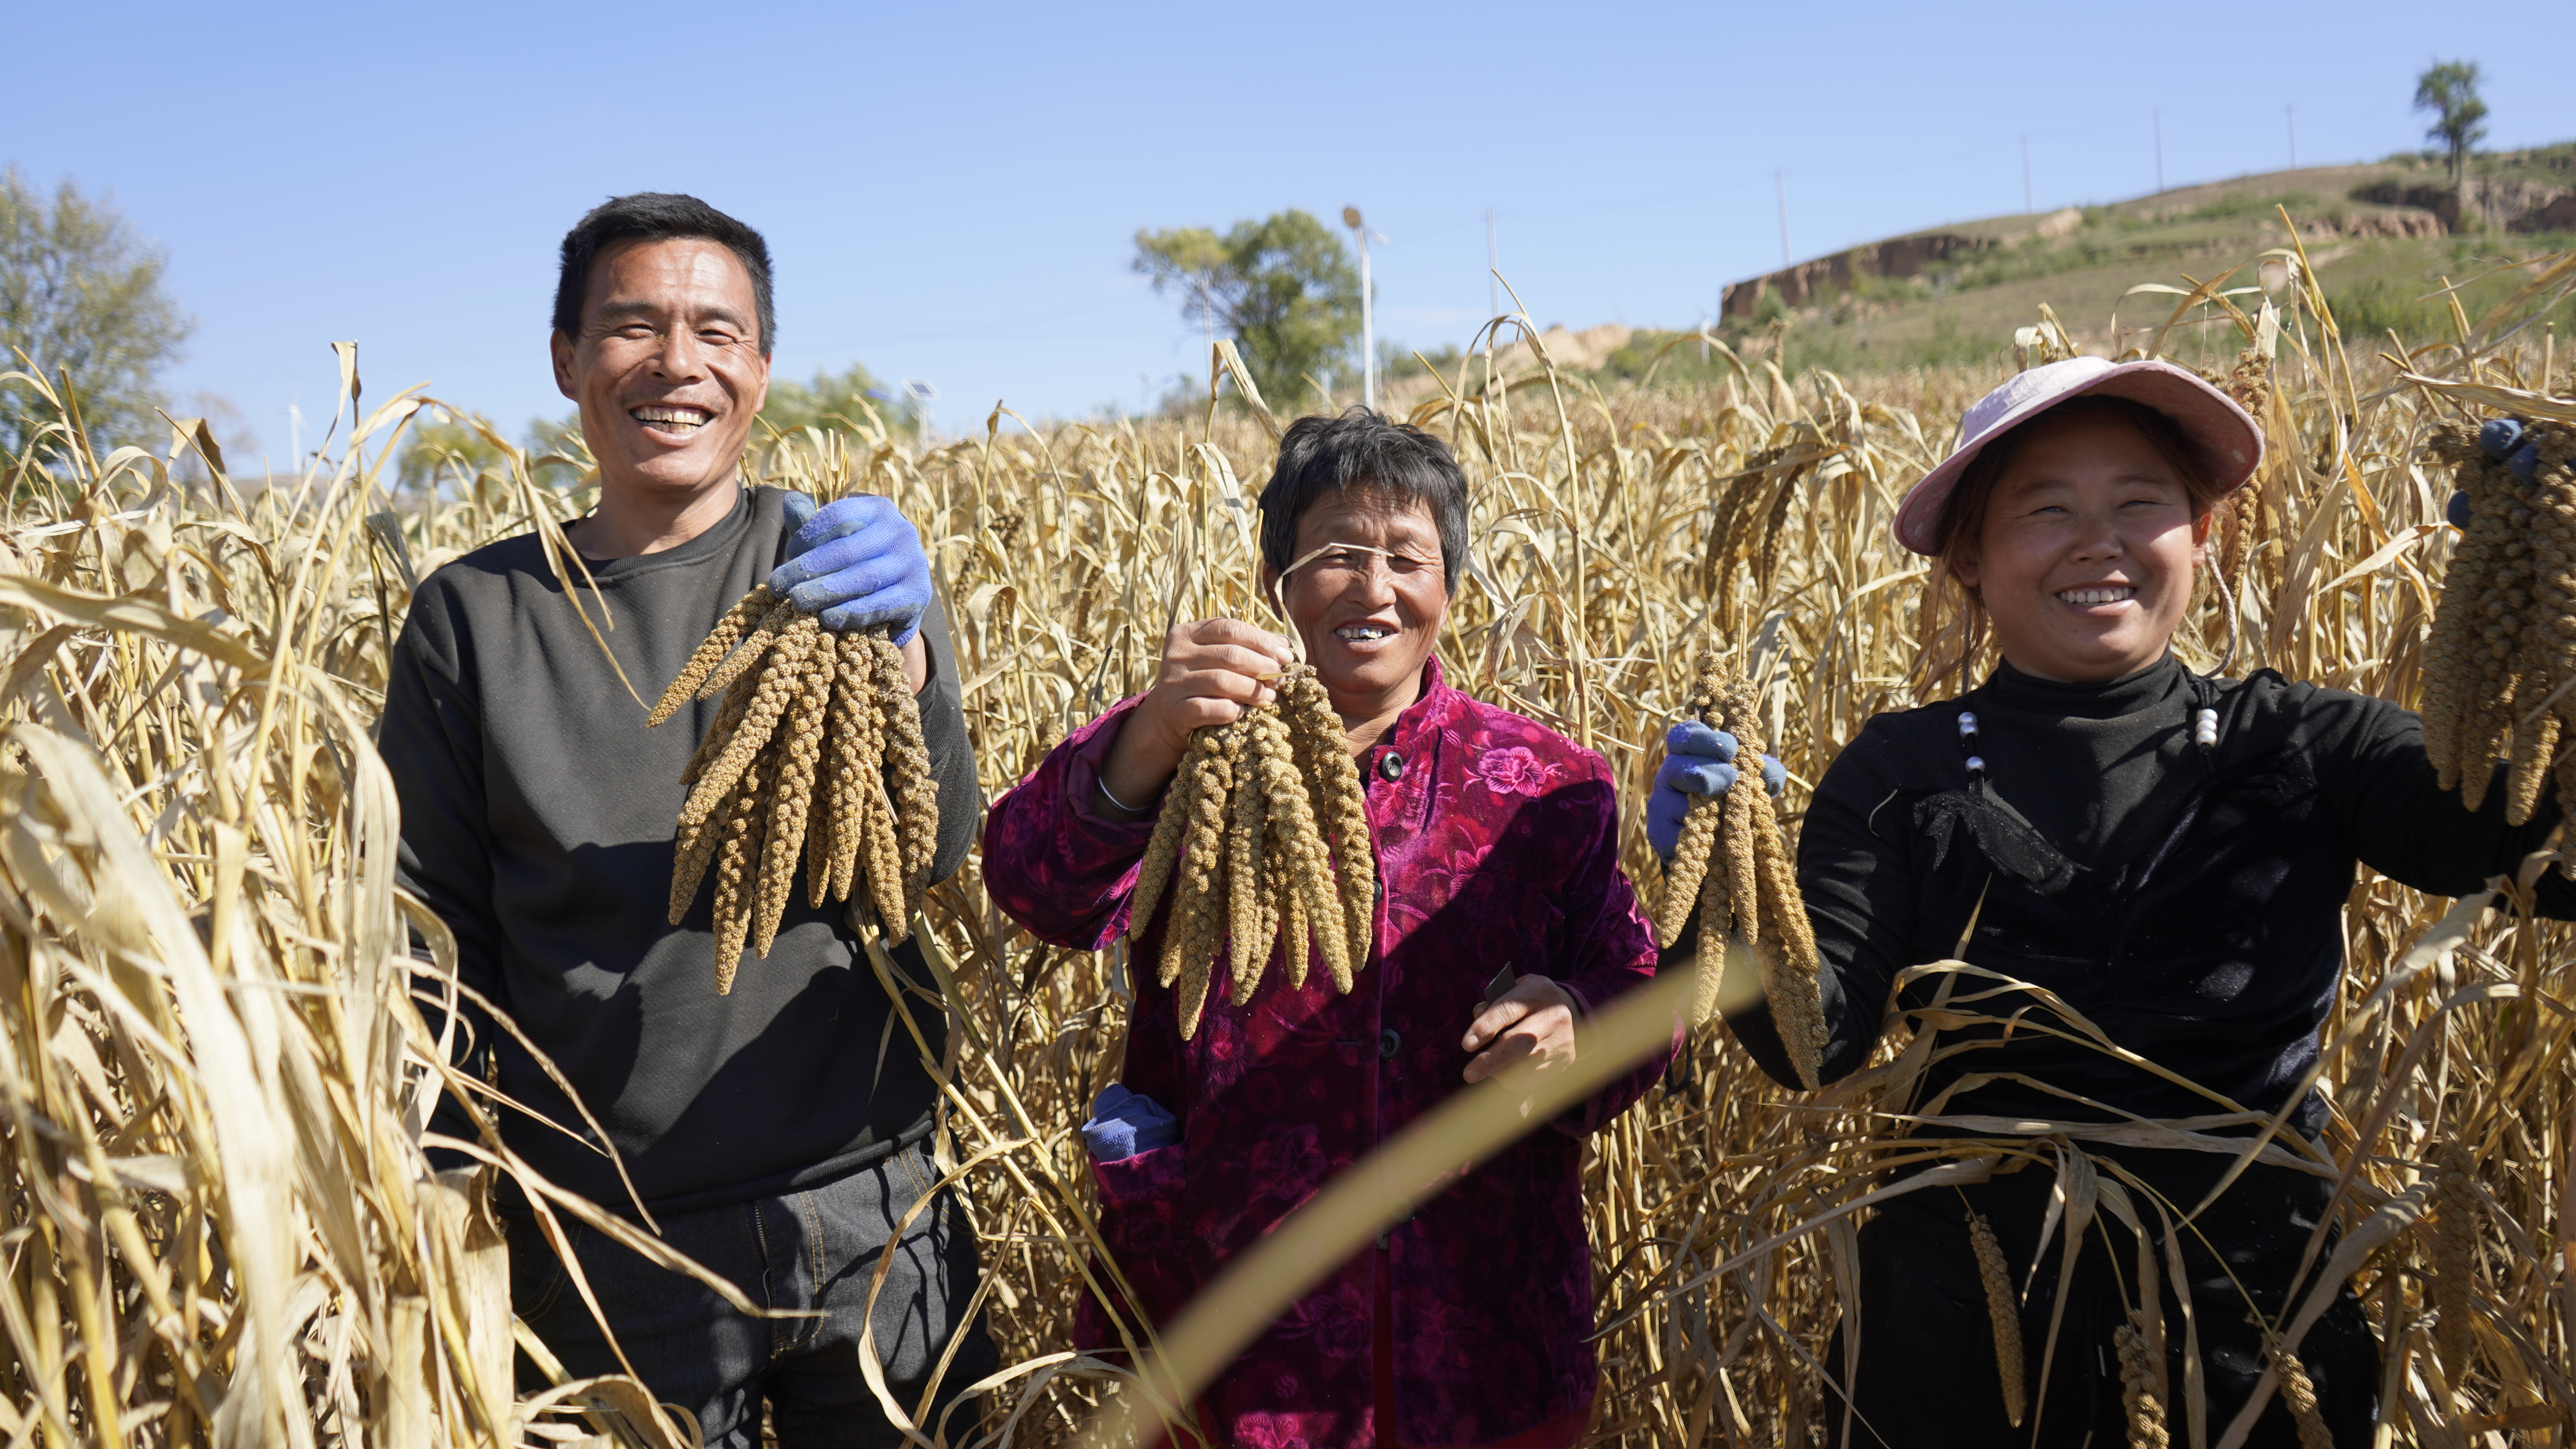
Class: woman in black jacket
1653,357,2572,1446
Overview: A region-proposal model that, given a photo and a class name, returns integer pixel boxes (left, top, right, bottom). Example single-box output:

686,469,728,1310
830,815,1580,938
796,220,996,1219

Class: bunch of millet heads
2422,418,2576,839
1126,664,1379,1040
651,585,939,994
1654,649,1825,1088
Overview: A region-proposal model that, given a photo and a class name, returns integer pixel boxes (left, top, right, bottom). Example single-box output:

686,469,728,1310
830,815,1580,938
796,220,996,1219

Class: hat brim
1890,360,2264,556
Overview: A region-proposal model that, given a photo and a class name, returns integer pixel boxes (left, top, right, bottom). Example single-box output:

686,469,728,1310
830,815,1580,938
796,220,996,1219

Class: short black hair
550,193,775,353
1259,407,1468,593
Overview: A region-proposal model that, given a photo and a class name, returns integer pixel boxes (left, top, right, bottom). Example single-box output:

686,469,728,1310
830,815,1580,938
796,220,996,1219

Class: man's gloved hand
769,491,934,643
1646,721,1787,861
2481,417,2542,483
2453,418,2545,527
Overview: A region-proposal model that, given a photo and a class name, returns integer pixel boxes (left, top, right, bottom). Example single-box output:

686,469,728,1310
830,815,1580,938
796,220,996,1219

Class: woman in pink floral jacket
982,409,1675,1449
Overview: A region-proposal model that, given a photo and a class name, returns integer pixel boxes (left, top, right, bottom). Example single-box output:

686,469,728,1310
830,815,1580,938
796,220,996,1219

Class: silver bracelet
1097,774,1148,815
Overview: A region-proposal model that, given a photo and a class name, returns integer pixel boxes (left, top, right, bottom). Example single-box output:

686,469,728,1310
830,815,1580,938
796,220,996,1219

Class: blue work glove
1081,1084,1179,1163
1645,721,1787,861
769,491,934,644
2479,417,2541,483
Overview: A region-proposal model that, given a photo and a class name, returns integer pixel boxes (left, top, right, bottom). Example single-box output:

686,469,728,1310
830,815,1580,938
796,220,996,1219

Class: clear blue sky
12,0,2572,466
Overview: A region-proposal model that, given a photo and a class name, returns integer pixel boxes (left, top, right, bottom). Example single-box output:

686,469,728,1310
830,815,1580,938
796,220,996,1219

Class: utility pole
1343,206,1389,412
2287,104,2298,169
1190,280,1215,381
902,378,939,444
1775,169,1791,266
2154,109,2166,192
2022,134,2035,214
1486,207,1500,321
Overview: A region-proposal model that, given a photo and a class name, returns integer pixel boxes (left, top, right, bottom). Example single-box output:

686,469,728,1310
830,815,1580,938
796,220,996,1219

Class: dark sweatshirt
1722,655,2576,1136
378,484,978,1216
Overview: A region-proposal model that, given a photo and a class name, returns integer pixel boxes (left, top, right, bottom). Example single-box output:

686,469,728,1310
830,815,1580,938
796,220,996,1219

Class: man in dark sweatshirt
377,192,993,1448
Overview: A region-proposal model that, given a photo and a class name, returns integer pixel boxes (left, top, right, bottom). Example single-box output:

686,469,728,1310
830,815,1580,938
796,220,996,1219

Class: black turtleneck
1723,654,2576,1137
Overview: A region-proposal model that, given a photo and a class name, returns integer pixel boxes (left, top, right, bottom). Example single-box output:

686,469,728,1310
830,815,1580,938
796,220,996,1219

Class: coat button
1379,1028,1400,1059
1377,751,1405,782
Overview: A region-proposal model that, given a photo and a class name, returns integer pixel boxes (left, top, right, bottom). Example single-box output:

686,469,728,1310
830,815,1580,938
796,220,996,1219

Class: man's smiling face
551,237,769,503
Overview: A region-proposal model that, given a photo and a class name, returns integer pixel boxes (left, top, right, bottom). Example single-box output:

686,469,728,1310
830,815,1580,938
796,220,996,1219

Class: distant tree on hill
1133,210,1361,409
2415,61,2490,184
398,359,904,503
758,360,909,439
398,411,583,498
0,167,192,455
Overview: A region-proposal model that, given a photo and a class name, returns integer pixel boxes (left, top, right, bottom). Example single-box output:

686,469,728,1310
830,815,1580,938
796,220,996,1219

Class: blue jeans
509,1140,998,1448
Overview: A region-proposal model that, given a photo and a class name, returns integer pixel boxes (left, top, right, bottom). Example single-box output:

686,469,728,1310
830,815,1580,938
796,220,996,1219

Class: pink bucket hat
1890,357,2264,556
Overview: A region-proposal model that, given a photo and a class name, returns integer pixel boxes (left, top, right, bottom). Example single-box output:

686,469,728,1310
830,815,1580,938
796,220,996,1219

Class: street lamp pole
1486,207,1500,323
1343,206,1389,412
902,378,939,448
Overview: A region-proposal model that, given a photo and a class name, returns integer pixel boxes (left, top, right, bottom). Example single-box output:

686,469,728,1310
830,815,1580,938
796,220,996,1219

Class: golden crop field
1,235,2571,1447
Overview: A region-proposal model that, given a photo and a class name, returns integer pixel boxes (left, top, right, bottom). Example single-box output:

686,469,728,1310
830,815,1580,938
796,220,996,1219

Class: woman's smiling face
1269,487,1452,713
1952,413,2213,684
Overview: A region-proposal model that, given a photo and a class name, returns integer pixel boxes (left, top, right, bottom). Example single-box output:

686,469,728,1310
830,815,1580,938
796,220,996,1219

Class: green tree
397,411,584,497
0,167,192,455
2415,61,2490,184
1133,210,1361,409
758,360,909,438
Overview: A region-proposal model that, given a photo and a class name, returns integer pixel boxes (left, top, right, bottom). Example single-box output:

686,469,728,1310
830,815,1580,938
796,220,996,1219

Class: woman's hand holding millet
1095,618,1297,818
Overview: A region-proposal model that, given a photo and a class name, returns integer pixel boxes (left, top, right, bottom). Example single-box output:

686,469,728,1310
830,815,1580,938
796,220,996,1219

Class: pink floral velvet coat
981,658,1670,1449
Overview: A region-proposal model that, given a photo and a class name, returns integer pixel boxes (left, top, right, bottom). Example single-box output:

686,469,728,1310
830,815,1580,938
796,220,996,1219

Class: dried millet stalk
1125,664,1377,1038
1657,647,1825,1085
2433,1142,2480,1385
1157,732,1233,980
1966,1209,2026,1429
826,631,887,906
1125,754,1197,942
2206,361,2263,666
752,632,835,957
679,619,813,831
678,592,800,714
871,633,939,890
2424,421,2576,838
860,769,909,943
648,585,778,728
1284,668,1377,959
653,588,939,992
1166,731,1234,1037
2115,1315,2169,1449
2420,430,2494,786
671,665,756,922
1224,717,1272,1004
1261,698,1355,994
2261,1331,2334,1449
707,740,771,997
